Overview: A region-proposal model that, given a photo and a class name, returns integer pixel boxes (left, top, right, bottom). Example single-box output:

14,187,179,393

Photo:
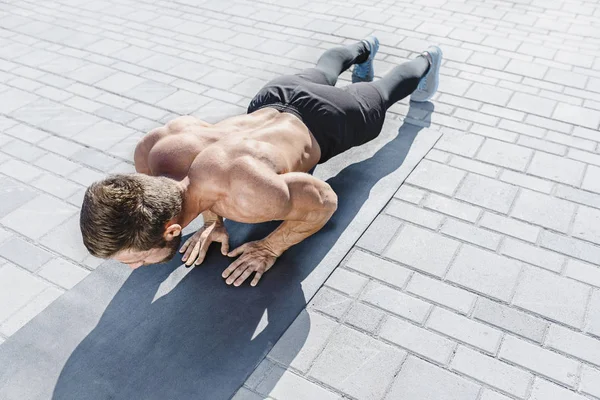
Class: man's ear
164,223,182,241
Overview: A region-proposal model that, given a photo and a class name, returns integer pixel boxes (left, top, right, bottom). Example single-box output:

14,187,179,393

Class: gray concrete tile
385,224,460,276
513,267,591,328
0,263,49,323
511,190,576,233
456,173,518,213
572,206,600,245
0,236,53,272
0,286,63,336
0,176,38,218
1,194,78,240
37,258,89,289
527,151,585,186
308,287,351,320
386,356,479,400
39,214,89,262
267,310,336,374
344,250,412,289
343,302,384,333
406,160,466,196
360,281,432,323
447,245,523,302
308,325,405,400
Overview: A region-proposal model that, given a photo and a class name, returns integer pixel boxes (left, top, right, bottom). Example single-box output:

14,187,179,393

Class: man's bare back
133,110,338,286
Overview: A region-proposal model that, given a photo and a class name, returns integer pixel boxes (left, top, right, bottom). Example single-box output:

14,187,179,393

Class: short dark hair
80,174,183,258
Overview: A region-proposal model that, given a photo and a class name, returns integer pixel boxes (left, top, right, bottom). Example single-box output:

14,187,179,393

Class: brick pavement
0,0,599,399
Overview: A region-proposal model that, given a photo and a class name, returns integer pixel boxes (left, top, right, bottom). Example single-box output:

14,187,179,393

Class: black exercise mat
0,116,441,400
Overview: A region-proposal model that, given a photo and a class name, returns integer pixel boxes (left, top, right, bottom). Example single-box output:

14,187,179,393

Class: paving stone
30,173,80,199
0,88,38,114
38,136,85,157
499,170,554,194
0,263,50,323
380,315,456,363
547,324,600,367
540,230,600,265
0,176,38,218
581,365,600,399
324,268,368,298
72,121,135,151
156,90,211,114
464,82,512,106
527,151,585,186
582,165,600,193
360,281,432,323
385,224,460,276
0,158,44,182
553,102,600,130
476,139,533,171
427,306,502,353
456,173,518,213
1,194,78,240
37,258,90,289
0,286,63,336
564,259,600,289
343,302,383,333
572,206,600,245
268,310,336,373
406,159,466,196
502,237,564,272
529,378,587,400
308,325,405,400
407,273,476,315
441,218,502,250
385,200,444,230
356,214,401,254
446,245,522,302
386,356,479,400
583,287,600,337
507,92,556,118
435,130,484,158
451,346,533,398
500,335,579,387
511,190,576,233
514,267,590,328
474,297,548,343
468,52,510,69
344,250,412,289
448,155,501,178
68,167,105,187
424,193,481,222
1,139,47,162
96,71,147,94
39,213,90,262
480,389,512,400
481,212,540,242
257,367,340,400
0,236,53,272
34,153,80,175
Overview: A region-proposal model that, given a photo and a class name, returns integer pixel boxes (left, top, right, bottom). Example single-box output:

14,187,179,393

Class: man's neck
175,178,218,228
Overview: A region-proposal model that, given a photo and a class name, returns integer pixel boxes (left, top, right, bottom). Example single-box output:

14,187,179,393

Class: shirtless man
80,37,442,287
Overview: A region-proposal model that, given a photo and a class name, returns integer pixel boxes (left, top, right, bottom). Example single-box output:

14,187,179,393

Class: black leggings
248,42,429,162
312,42,429,108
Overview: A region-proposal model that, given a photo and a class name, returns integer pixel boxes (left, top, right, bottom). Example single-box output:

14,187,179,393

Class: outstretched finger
195,236,213,265
234,268,255,287
251,272,263,287
222,257,245,278
179,236,194,253
184,241,201,266
226,263,250,285
220,236,230,256
227,243,248,258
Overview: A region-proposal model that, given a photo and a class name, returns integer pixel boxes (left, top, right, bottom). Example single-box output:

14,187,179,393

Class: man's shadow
51,104,433,400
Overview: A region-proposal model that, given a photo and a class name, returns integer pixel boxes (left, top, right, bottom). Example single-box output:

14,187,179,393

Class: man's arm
223,172,337,286
261,173,338,256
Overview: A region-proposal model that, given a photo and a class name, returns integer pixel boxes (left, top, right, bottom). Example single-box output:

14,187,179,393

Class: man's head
80,174,184,269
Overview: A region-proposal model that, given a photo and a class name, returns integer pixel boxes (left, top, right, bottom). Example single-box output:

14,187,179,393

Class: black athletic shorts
247,69,386,163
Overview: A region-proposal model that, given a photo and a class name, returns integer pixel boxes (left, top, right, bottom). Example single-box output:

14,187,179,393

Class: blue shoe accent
352,36,379,83
411,45,443,103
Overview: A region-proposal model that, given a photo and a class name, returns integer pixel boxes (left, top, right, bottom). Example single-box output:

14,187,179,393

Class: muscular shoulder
134,116,211,174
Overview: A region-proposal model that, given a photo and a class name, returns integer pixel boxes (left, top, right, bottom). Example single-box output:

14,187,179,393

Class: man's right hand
179,221,230,267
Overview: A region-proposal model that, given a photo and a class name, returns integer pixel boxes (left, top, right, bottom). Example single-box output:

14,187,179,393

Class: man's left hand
223,240,279,287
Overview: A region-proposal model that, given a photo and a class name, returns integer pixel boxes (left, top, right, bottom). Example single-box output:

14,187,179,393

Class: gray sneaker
410,46,443,103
